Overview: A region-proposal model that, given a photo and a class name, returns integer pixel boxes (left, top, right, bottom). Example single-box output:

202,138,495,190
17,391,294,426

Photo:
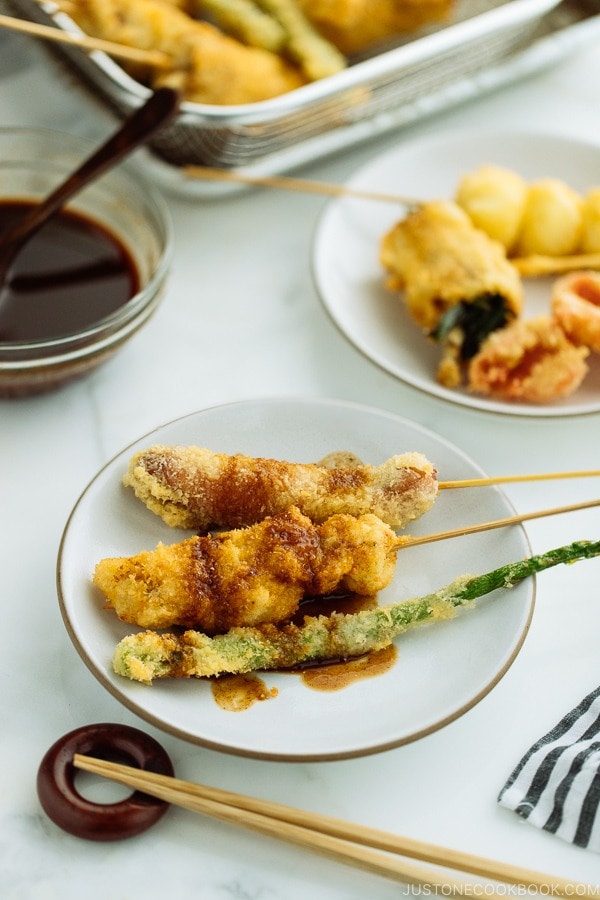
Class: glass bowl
0,127,173,398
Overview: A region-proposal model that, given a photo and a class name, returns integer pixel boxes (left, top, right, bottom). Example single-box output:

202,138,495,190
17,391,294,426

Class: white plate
313,129,600,417
57,397,533,761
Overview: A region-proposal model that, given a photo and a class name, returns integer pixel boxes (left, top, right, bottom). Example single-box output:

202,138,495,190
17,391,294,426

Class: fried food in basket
380,200,523,387
296,0,455,55
467,315,589,404
123,446,438,531
62,0,305,103
93,506,398,631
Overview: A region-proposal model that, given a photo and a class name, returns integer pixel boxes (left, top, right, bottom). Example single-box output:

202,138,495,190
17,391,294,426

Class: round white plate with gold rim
312,129,600,417
57,397,533,761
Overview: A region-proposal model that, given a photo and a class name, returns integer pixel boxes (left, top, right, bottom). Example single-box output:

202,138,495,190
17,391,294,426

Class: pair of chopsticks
74,753,592,895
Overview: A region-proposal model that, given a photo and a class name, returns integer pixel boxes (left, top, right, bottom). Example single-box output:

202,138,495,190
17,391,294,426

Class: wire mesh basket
8,0,569,171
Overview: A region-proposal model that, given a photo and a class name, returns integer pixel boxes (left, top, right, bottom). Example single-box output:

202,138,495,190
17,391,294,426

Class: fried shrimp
468,315,589,404
123,446,438,531
93,507,398,631
551,270,600,353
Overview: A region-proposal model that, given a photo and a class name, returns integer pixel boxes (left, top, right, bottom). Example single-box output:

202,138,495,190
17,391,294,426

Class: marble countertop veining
1,21,600,900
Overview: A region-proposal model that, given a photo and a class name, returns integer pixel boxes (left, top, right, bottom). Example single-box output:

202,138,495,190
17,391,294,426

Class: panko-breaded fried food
468,315,589,404
551,270,600,353
380,201,523,387
296,0,454,55
123,446,438,531
93,506,398,631
63,0,304,104
112,541,600,682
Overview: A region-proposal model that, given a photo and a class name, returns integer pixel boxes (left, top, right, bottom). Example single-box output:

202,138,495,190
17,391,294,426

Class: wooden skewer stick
0,13,172,68
73,754,586,896
184,165,419,207
439,469,600,489
183,166,600,277
512,252,600,277
395,498,600,550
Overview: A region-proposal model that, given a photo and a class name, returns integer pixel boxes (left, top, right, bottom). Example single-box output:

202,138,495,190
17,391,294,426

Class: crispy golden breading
468,315,589,404
63,0,304,103
296,0,454,55
93,506,398,631
551,271,600,353
123,446,438,531
381,201,523,332
380,201,524,386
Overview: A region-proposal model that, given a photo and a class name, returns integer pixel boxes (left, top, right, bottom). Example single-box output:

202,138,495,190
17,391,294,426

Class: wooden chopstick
73,754,587,895
0,13,172,68
439,469,600,489
396,498,600,550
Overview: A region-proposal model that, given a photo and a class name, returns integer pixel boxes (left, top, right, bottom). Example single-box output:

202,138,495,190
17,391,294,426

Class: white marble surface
1,22,600,900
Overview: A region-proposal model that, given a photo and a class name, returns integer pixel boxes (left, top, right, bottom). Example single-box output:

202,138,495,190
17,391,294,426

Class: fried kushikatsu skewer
93,499,600,633
112,540,600,682
94,507,398,632
123,444,600,533
122,446,439,531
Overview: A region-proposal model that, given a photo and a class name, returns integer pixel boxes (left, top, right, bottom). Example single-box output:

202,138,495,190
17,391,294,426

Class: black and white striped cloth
498,686,600,852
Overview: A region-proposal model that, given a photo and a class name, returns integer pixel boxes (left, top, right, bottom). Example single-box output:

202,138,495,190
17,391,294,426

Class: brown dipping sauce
0,201,139,342
210,593,398,711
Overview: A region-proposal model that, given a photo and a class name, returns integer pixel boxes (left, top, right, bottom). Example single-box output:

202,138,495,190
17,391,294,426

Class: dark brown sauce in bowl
0,201,140,342
0,127,172,399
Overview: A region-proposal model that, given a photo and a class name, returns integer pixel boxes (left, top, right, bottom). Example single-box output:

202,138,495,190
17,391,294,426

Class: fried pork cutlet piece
93,506,398,631
123,447,438,531
112,540,600,682
380,201,523,387
63,0,304,104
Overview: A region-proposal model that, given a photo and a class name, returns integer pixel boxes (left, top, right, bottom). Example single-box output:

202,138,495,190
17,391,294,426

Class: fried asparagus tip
113,540,600,683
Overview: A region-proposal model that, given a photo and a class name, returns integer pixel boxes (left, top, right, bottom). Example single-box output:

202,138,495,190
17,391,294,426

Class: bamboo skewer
396,498,600,550
183,167,600,277
0,13,172,68
73,754,588,895
184,165,419,207
439,469,600,489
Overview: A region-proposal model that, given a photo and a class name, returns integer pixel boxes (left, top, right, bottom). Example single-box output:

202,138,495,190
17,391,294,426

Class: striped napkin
498,686,600,852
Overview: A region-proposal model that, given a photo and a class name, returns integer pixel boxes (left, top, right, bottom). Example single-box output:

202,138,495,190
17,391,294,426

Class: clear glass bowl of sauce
0,128,172,397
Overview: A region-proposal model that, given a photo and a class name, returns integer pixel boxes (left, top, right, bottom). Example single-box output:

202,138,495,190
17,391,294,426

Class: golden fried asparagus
94,506,397,631
123,447,438,531
112,540,600,682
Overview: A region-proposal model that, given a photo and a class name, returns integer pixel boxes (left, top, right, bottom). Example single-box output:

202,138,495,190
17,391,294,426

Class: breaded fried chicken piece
63,0,304,104
93,507,398,631
123,447,438,531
